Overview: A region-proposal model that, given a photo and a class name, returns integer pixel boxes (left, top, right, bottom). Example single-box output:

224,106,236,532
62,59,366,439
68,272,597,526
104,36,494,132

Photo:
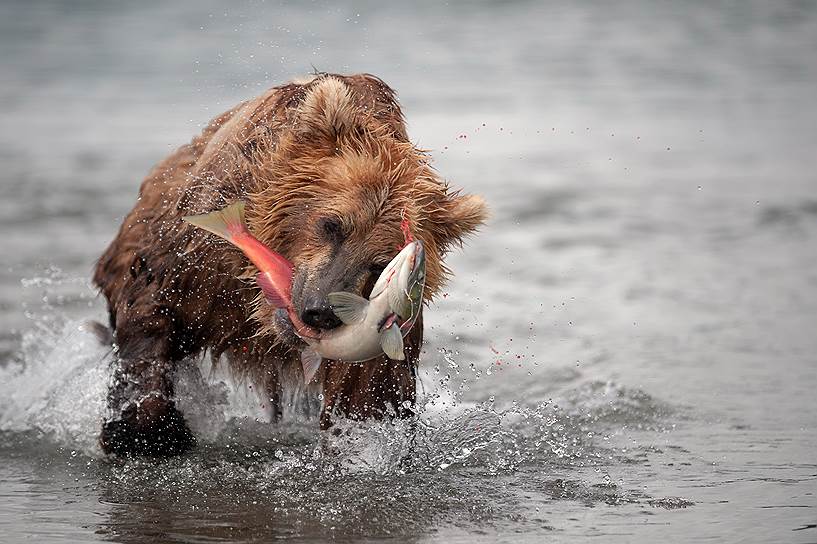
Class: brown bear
93,72,487,456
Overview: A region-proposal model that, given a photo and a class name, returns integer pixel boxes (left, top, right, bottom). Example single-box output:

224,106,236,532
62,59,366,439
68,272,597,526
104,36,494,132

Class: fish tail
183,201,247,241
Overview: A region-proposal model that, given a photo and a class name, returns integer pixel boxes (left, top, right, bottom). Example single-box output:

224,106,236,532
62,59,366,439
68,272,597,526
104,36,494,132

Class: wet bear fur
93,73,487,456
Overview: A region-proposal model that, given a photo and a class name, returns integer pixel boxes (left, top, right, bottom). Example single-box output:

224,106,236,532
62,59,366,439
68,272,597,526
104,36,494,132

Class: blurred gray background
1,1,816,542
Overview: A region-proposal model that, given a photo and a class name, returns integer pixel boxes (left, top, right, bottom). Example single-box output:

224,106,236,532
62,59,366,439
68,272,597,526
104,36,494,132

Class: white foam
0,320,109,455
174,356,274,442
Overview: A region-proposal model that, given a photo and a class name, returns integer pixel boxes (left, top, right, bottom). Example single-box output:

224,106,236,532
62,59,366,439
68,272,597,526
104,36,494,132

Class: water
1,1,816,542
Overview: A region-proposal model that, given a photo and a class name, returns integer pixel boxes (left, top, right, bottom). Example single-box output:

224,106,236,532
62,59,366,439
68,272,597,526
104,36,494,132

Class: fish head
395,240,426,300
406,240,426,291
369,240,426,325
400,240,427,325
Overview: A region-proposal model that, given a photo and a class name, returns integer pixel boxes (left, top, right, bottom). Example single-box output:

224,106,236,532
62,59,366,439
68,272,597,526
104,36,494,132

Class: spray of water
0,271,693,529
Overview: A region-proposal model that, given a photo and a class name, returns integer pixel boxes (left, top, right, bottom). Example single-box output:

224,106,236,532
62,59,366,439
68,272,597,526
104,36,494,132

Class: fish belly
315,296,391,362
316,327,383,362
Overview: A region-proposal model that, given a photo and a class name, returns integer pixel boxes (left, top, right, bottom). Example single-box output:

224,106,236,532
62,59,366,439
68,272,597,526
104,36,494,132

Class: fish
183,201,426,384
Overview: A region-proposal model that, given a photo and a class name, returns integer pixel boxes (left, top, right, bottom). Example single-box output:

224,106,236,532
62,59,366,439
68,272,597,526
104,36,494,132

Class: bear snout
301,295,343,330
291,255,368,332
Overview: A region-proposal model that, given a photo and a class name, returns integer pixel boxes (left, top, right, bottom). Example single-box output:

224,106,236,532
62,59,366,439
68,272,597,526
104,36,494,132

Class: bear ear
435,191,489,248
296,76,357,140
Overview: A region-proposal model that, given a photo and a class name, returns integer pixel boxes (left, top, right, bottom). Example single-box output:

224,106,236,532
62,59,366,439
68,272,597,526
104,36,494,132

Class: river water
1,1,816,542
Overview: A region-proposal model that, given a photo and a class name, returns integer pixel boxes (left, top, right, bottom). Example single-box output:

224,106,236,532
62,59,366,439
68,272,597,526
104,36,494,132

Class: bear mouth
271,308,307,348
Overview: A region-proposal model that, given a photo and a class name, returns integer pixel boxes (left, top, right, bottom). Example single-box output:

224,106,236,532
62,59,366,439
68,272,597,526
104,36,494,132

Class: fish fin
388,284,411,320
256,272,287,308
183,201,246,241
300,347,323,384
327,292,369,324
380,324,405,361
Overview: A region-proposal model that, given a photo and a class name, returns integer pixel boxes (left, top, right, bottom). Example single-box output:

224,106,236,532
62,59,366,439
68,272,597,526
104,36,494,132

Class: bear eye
318,217,345,244
362,262,388,297
369,262,388,277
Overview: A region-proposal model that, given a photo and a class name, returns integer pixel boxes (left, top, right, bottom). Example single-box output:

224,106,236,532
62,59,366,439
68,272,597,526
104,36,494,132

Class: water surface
1,1,816,542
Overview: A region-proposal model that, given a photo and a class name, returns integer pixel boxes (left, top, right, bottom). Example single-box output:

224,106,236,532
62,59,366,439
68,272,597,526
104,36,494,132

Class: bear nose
301,300,343,331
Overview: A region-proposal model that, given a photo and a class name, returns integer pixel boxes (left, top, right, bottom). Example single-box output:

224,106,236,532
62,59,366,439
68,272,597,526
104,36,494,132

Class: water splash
0,301,678,473
0,273,694,537
0,318,109,454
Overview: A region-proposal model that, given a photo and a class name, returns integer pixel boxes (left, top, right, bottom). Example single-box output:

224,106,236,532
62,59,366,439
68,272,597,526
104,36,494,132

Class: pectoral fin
300,347,323,384
380,323,405,361
327,292,369,324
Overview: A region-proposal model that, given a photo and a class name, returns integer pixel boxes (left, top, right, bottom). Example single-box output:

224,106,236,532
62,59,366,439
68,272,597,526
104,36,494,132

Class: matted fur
94,73,486,450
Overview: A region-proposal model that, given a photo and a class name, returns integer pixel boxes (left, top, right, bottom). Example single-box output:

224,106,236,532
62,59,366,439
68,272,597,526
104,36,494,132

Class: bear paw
100,400,195,457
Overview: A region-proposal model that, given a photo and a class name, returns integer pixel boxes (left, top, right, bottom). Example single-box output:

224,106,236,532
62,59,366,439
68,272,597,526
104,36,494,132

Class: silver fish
299,239,426,383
